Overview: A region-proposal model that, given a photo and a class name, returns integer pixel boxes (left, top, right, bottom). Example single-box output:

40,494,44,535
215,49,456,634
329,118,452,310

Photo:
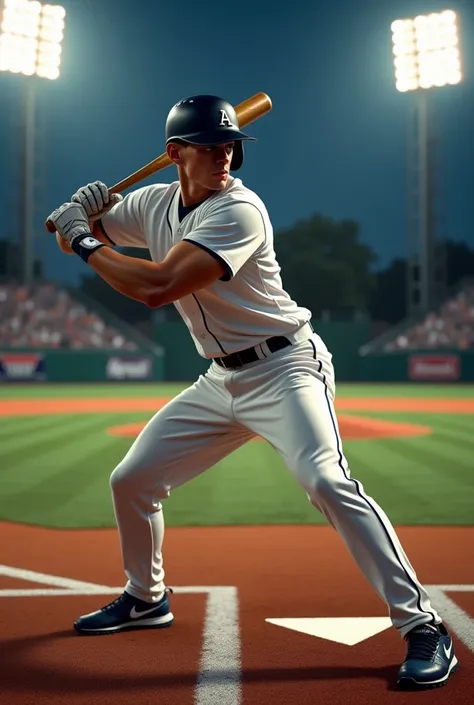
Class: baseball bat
45,91,272,233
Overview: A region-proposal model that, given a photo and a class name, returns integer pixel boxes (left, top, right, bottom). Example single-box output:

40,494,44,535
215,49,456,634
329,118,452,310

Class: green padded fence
0,349,164,383
7,325,470,384
154,319,372,382
358,350,474,382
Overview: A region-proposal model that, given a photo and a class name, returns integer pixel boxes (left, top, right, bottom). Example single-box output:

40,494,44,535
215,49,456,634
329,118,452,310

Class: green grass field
0,383,473,528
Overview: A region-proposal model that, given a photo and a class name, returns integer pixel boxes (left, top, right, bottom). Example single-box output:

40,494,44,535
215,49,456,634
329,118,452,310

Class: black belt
213,335,292,369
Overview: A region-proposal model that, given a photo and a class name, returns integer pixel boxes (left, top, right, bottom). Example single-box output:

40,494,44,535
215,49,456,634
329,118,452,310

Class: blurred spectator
0,282,137,350
386,284,474,351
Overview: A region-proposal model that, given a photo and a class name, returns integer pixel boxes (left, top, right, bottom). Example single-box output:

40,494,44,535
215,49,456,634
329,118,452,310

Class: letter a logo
219,109,233,127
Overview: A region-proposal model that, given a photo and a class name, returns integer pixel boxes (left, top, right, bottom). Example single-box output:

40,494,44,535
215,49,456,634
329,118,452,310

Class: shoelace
101,589,173,612
405,628,440,661
102,594,128,611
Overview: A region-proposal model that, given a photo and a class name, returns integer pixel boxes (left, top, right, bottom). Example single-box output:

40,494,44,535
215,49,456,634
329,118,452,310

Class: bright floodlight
0,0,66,80
391,9,462,92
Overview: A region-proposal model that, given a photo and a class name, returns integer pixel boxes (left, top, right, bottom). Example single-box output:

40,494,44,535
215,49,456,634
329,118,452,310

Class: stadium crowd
386,284,474,351
0,282,137,350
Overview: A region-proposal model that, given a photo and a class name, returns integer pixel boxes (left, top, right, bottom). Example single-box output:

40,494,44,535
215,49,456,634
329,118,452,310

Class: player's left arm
85,241,226,307
46,198,263,308
45,200,227,307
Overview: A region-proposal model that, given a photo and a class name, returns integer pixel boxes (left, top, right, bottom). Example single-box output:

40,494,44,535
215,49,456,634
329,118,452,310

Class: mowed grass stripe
0,425,121,513
343,442,434,509
43,441,126,527
163,442,322,527
434,425,474,443
380,435,474,489
433,416,474,434
0,383,186,399
0,435,121,525
344,442,445,525
0,414,120,486
347,440,473,524
0,414,108,469
0,414,66,439
0,414,92,456
414,435,474,482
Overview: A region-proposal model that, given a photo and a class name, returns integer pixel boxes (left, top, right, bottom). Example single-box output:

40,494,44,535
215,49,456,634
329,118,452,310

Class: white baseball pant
110,328,441,635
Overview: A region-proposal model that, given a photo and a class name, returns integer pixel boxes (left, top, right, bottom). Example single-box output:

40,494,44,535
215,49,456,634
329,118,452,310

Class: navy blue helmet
165,95,256,170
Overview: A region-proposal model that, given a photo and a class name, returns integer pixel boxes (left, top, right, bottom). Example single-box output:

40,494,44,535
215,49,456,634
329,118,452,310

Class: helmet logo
219,109,233,127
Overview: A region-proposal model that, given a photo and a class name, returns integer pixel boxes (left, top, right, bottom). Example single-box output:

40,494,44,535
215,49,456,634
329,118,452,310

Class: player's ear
167,142,184,165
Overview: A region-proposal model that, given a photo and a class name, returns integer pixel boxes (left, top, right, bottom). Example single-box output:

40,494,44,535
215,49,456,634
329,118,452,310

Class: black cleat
74,588,174,635
397,623,459,690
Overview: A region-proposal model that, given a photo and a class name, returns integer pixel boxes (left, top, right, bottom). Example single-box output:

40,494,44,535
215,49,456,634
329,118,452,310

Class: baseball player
47,94,457,690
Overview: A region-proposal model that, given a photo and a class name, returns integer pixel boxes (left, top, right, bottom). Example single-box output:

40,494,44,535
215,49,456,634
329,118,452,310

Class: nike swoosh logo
443,642,453,659
130,605,161,619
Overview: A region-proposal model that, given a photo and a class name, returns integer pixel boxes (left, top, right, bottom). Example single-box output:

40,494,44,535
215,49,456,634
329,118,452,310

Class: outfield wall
0,349,164,383
358,350,474,382
3,328,473,383
154,319,371,382
0,320,370,383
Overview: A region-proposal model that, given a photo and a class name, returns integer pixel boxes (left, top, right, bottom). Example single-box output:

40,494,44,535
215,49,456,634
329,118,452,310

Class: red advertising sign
0,353,45,381
408,354,460,381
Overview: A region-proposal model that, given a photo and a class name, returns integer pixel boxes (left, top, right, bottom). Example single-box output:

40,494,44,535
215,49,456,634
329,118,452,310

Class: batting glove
46,202,105,263
71,181,123,221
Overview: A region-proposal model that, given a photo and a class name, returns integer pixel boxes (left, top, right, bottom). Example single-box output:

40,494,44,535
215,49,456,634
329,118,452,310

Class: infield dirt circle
0,395,440,439
0,395,473,704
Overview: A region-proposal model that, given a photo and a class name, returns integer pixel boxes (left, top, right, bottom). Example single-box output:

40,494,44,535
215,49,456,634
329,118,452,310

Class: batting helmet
165,95,256,171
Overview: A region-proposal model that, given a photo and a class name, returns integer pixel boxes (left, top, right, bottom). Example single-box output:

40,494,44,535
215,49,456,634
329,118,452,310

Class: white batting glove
46,202,93,245
71,181,123,221
47,202,105,263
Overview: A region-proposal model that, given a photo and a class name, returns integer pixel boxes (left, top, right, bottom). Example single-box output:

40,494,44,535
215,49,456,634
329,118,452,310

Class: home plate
265,617,393,646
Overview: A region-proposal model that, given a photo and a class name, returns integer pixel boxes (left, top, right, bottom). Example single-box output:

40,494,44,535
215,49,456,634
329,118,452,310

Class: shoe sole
73,612,174,636
397,658,459,690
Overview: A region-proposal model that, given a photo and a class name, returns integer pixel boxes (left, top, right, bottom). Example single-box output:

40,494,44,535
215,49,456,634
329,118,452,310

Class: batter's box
0,564,242,705
446,592,474,620
427,584,474,653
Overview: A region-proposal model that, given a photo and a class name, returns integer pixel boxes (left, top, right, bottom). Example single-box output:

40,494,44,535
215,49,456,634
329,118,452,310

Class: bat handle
45,219,56,233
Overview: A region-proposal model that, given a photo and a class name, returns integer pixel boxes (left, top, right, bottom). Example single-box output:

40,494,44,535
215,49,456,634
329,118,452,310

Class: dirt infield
0,396,473,417
0,523,472,704
0,396,440,440
106,415,433,440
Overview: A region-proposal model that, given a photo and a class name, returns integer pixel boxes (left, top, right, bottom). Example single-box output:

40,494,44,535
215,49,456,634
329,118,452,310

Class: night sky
1,0,473,285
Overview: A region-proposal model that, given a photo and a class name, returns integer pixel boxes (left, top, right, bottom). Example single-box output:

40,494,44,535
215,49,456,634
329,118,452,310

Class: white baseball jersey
101,176,311,358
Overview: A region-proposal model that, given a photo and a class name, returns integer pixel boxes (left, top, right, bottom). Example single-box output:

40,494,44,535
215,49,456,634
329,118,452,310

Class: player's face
181,142,234,190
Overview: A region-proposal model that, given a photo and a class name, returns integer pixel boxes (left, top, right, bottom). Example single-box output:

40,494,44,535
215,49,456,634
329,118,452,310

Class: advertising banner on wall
0,352,46,382
106,356,153,380
408,354,461,381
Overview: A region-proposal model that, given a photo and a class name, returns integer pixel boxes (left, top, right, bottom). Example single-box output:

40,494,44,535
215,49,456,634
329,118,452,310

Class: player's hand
46,202,91,246
56,231,74,255
71,181,123,221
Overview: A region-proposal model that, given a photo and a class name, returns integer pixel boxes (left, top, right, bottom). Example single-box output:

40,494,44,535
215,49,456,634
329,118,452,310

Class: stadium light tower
391,9,462,316
0,0,66,285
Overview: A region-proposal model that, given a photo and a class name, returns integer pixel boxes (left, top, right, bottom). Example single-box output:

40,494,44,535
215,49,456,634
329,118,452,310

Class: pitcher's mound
107,414,432,441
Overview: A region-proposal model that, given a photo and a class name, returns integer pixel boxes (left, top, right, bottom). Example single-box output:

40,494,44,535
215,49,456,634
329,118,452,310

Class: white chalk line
427,584,474,653
0,564,242,705
196,586,241,705
0,563,113,592
429,584,474,592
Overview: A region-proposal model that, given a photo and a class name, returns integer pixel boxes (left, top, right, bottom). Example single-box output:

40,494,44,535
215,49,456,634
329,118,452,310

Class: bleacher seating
385,283,474,351
0,281,137,350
